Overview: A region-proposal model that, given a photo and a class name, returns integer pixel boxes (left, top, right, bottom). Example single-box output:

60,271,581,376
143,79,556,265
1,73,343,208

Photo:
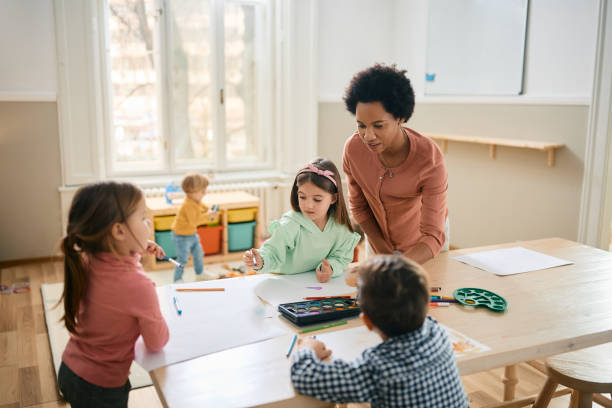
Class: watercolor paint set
277,297,360,326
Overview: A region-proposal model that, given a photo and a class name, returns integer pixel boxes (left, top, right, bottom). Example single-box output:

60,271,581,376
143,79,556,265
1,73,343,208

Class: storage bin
154,215,175,231
199,211,221,226
155,230,176,259
197,225,223,255
227,221,256,251
227,207,257,223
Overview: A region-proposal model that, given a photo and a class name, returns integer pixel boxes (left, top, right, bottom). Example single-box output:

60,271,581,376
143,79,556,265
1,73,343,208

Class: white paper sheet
453,246,573,276
134,275,287,371
314,324,490,362
253,272,357,306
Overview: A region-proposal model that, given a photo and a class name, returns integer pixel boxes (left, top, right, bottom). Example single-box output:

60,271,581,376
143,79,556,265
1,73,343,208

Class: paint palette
278,298,360,326
453,287,508,312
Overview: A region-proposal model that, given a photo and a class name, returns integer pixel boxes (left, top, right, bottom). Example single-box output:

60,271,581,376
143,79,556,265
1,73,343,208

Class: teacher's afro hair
343,63,415,123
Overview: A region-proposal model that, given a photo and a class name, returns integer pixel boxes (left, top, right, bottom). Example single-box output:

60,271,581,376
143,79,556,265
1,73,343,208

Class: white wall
316,0,602,249
318,0,396,100
0,0,57,99
318,0,600,100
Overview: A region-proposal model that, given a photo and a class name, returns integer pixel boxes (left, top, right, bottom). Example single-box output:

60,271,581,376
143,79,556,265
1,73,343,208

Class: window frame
54,0,318,187
99,0,275,178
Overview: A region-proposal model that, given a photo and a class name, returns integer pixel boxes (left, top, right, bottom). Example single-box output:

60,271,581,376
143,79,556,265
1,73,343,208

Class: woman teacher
342,64,448,264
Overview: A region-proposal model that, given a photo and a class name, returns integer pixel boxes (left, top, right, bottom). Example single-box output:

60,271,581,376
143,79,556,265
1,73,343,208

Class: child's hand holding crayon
297,336,332,360
243,248,262,270
316,259,332,283
146,240,166,258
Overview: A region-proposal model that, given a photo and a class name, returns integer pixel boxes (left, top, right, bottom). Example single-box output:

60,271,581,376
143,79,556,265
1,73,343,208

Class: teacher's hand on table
316,259,333,283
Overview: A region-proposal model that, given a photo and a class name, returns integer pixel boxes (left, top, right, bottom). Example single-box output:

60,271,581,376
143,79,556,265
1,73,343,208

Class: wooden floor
0,260,603,408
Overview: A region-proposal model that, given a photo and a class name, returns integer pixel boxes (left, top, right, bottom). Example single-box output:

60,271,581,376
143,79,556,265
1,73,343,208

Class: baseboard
0,255,63,268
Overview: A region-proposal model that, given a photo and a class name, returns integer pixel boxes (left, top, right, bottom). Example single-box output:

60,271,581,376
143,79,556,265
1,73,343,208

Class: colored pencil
286,334,298,357
304,296,352,300
301,320,348,334
173,296,182,315
163,256,184,269
175,288,225,292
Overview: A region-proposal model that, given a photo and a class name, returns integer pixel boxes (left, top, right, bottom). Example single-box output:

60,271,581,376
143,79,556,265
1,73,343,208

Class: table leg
503,365,519,401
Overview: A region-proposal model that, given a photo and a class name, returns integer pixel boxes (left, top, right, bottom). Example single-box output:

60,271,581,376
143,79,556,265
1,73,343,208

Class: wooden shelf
143,191,260,271
426,133,565,167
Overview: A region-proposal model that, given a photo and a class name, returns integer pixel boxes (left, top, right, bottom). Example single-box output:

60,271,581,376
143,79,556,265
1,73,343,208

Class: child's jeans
58,361,131,408
172,231,204,281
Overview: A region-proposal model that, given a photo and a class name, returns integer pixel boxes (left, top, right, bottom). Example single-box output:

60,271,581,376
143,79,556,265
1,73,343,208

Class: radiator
143,181,292,235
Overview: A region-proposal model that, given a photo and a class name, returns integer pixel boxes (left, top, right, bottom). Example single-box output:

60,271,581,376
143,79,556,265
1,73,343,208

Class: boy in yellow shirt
171,173,216,282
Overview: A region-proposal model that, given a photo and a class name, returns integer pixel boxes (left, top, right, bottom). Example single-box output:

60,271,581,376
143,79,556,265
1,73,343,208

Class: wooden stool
533,343,612,408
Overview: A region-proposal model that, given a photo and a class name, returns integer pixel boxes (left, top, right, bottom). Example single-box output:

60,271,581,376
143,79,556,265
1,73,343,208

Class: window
104,0,272,175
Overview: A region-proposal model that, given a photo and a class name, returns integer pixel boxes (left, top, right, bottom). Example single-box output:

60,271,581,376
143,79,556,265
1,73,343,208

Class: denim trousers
172,231,204,281
58,362,131,408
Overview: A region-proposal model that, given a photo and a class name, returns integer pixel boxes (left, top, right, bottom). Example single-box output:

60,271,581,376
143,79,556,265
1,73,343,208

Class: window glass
108,0,163,170
224,3,259,163
170,0,215,164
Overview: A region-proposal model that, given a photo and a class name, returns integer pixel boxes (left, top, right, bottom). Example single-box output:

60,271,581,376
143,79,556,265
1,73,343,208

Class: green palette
453,287,508,312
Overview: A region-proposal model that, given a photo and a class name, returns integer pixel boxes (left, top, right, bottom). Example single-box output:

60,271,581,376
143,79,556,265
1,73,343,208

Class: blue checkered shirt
291,316,469,407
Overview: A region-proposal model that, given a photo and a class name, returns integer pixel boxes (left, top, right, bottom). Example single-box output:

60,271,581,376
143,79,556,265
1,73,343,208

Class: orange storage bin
197,224,223,255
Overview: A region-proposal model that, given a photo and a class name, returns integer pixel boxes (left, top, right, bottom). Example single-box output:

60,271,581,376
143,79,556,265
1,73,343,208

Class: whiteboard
425,0,529,96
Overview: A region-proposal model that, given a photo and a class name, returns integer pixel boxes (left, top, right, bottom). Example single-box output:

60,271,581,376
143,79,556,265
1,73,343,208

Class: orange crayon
176,288,225,292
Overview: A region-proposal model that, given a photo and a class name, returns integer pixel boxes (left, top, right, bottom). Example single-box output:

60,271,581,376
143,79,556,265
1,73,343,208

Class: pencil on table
176,288,225,292
286,334,298,358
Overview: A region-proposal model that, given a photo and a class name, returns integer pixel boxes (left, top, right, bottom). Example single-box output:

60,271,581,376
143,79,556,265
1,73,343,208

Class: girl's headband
297,164,337,187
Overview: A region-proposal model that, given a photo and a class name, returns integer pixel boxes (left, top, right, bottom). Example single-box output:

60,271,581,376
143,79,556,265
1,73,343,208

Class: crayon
430,299,458,303
430,286,441,292
429,302,450,307
163,256,184,269
286,334,298,357
301,320,348,334
176,288,225,292
173,296,182,315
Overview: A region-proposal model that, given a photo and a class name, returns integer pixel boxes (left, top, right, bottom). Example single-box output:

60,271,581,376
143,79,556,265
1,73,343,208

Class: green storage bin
155,230,176,259
227,221,256,251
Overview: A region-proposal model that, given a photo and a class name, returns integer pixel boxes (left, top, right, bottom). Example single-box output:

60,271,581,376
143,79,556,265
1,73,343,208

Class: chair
533,343,612,408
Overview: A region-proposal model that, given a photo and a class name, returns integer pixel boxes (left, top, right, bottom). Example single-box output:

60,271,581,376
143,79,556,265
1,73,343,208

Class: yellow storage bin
200,211,221,226
154,215,175,231
227,207,257,223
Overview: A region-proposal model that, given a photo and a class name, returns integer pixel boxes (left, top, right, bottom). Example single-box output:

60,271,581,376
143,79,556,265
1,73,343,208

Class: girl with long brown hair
57,181,169,408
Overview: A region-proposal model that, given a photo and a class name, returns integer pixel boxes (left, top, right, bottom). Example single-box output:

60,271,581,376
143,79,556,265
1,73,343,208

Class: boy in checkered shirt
290,255,469,407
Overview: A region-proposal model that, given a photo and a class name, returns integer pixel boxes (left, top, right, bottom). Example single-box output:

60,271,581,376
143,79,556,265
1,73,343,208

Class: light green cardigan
257,211,361,277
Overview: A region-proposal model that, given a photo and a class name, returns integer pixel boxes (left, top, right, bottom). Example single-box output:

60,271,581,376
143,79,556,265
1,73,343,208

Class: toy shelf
426,133,565,167
143,191,261,271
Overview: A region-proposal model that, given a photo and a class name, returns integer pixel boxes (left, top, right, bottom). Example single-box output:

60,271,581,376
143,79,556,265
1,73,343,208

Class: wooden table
149,238,612,407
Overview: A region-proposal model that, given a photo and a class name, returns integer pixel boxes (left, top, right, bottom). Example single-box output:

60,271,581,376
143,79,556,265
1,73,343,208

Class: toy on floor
0,282,31,294
217,264,256,279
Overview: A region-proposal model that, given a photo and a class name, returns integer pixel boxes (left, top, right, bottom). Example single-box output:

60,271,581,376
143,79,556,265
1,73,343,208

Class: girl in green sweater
243,158,360,282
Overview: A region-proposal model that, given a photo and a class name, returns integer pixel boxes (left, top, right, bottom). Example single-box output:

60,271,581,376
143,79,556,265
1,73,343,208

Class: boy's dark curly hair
343,63,415,122
357,255,429,337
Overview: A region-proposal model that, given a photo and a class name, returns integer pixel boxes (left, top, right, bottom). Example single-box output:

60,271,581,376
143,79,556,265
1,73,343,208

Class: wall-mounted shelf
426,133,565,167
